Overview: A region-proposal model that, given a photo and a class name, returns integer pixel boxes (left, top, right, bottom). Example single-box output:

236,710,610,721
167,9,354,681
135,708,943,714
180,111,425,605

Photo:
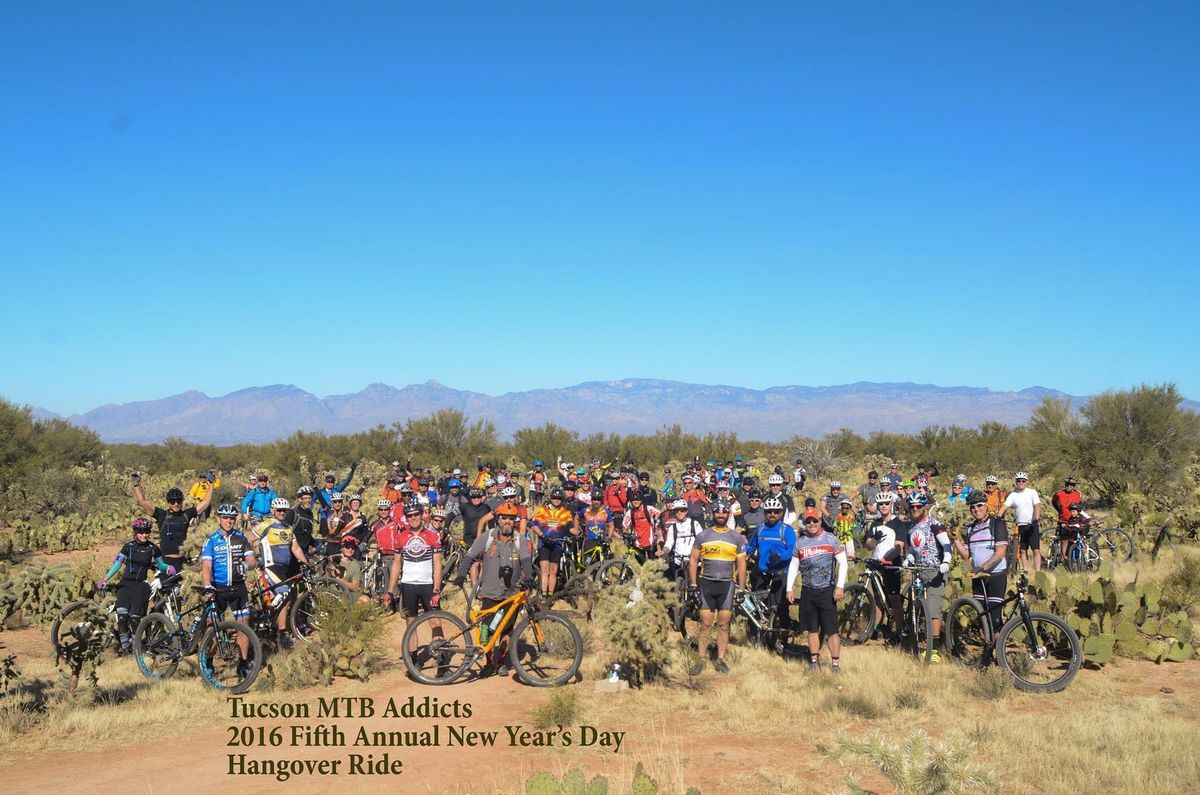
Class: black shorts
1018,524,1040,550
400,583,435,618
115,580,150,617
213,583,249,620
698,579,735,612
537,546,563,565
880,567,902,596
799,586,839,637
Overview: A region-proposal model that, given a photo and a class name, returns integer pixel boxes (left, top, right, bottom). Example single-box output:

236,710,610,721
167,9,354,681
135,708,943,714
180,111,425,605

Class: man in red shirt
621,488,661,563
1051,477,1082,523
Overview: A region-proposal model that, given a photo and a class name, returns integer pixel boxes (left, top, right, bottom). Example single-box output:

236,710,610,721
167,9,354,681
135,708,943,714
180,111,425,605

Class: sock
831,657,840,667
810,653,819,663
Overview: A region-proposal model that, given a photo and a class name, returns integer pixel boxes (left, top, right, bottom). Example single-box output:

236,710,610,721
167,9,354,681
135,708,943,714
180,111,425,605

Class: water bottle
489,608,506,634
608,663,622,683
189,612,204,634
742,593,755,614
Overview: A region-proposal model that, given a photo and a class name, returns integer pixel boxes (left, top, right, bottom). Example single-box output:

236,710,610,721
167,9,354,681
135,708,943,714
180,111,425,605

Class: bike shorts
1017,524,1040,550
213,583,249,620
264,565,292,600
400,583,435,619
115,580,150,617
698,579,735,612
799,586,838,637
537,545,563,565
880,567,902,596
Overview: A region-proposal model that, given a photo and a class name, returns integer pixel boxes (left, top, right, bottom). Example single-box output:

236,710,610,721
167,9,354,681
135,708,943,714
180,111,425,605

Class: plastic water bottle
742,594,755,614
608,663,622,683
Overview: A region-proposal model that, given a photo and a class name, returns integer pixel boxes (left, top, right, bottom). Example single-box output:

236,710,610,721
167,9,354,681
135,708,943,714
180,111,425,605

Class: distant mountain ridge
26,379,1193,446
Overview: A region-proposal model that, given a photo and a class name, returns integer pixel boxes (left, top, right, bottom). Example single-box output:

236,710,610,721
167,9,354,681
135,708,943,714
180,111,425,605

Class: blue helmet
447,478,462,488
534,460,544,467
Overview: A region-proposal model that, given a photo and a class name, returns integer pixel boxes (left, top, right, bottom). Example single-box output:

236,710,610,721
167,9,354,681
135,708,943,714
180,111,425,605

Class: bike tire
1093,528,1133,562
132,612,184,680
838,584,876,645
51,600,110,655
198,620,262,694
400,609,474,685
676,598,701,644
288,577,351,644
593,558,634,587
996,611,1081,693
509,611,584,687
944,596,993,668
908,597,934,664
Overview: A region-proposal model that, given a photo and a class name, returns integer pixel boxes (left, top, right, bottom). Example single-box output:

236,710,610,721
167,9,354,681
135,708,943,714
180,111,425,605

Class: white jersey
1003,488,1040,525
663,517,703,562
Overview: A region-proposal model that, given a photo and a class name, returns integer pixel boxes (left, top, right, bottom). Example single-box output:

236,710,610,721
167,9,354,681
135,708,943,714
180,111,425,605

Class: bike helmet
562,481,577,490
628,490,644,501
867,470,878,478
829,480,842,489
1069,502,1083,512
715,480,730,489
468,487,485,498
165,487,184,503
403,500,423,516
447,478,462,488
985,474,999,484
954,473,967,484
590,488,604,501
348,494,362,504
767,474,784,486
748,490,763,501
1014,472,1029,481
132,517,153,533
549,488,564,500
795,458,803,465
494,503,519,518
271,497,290,510
296,485,314,497
670,498,688,511
966,492,987,506
399,483,414,494
329,491,343,502
907,492,929,506
376,498,392,509
682,474,696,482
875,491,896,504
500,485,518,498
638,471,650,480
712,500,732,515
534,459,543,467
1065,476,1078,485
216,503,239,518
762,497,785,512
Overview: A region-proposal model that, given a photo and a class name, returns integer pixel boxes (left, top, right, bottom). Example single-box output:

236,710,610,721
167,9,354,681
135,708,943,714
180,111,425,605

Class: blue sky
2,3,1197,415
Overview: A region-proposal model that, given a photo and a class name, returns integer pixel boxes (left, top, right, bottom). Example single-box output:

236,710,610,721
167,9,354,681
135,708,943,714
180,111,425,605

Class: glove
383,593,394,608
904,554,916,568
938,562,950,575
686,584,699,599
97,578,107,590
130,472,141,485
166,565,178,576
202,585,216,594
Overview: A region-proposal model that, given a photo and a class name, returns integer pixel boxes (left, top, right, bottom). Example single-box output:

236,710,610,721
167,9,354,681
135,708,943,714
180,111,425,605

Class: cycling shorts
880,567,902,596
264,566,292,600
536,546,563,565
213,584,249,620
799,586,838,636
1017,523,1040,550
698,579,735,612
400,583,435,618
115,580,151,617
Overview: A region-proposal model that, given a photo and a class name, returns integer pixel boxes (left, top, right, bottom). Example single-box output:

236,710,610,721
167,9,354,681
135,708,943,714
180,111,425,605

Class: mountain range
27,379,1193,445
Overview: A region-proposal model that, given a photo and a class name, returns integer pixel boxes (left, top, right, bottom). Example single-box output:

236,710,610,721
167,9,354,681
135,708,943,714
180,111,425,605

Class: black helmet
468,487,485,498
590,488,604,501
748,489,764,501
550,488,564,500
638,471,650,480
712,500,732,515
966,492,987,506
165,488,184,503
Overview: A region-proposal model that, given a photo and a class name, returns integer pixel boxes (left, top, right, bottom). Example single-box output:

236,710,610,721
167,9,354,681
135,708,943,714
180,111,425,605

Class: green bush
593,559,674,687
531,687,580,729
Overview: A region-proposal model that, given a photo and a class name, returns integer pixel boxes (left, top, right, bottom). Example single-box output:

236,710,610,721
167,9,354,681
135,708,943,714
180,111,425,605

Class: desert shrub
264,644,332,690
831,730,998,794
593,559,674,687
309,597,387,682
531,687,580,729
961,667,1011,701
833,692,890,720
1161,553,1200,615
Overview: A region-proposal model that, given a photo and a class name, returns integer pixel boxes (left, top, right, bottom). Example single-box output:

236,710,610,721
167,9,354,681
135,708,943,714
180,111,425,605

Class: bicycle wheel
1066,542,1087,573
944,597,993,668
197,620,263,694
509,611,584,687
906,597,934,663
593,558,634,587
996,611,1081,693
50,600,113,656
289,578,351,644
1093,529,1133,562
677,597,701,643
132,613,184,680
838,584,876,645
401,609,475,685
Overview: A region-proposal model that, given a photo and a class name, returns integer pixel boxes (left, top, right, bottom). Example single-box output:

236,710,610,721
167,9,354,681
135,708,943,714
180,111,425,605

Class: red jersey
1052,489,1082,523
373,519,404,554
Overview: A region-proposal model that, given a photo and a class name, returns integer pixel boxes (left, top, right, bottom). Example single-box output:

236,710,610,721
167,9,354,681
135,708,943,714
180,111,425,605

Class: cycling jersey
867,518,904,563
833,512,857,545
663,516,703,562
530,471,546,493
254,520,298,570
621,504,660,548
580,507,612,541
188,476,221,504
745,520,796,575
1003,489,1040,525
241,486,277,519
905,516,952,568
284,505,317,553
603,483,628,514
694,526,746,582
1052,489,1082,522
532,505,574,549
151,506,198,558
964,517,1008,572
113,539,165,582
790,531,844,590
373,518,402,554
395,527,441,585
201,529,254,586
984,488,1007,517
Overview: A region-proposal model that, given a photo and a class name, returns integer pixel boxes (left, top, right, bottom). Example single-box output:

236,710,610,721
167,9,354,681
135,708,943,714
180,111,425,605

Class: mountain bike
839,559,900,645
1092,525,1134,562
897,565,940,663
439,537,469,590
50,569,184,658
944,572,1081,693
1043,528,1103,573
401,585,583,687
131,586,263,693
240,565,351,651
360,546,393,604
731,583,804,657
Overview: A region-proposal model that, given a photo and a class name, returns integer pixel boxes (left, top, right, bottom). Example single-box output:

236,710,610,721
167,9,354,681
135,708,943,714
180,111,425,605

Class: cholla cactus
593,558,674,687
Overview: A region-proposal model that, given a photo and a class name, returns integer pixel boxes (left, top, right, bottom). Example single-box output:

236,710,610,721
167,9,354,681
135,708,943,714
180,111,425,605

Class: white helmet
985,474,999,484
875,491,896,504
670,498,688,511
761,497,785,512
329,491,343,502
1014,472,1029,481
501,485,518,498
829,480,842,489
376,498,392,509
954,474,967,484
270,497,290,510
348,493,362,504
767,474,784,486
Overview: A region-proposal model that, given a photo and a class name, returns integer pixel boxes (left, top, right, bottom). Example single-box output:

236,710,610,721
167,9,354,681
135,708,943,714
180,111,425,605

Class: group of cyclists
99,455,1095,680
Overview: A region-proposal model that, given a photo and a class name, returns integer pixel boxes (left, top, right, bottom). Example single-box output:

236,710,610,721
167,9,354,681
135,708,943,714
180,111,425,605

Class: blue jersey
201,530,255,586
241,487,276,519
746,520,797,574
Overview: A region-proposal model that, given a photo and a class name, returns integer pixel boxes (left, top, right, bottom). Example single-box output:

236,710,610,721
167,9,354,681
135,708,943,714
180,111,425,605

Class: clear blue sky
2,3,1197,415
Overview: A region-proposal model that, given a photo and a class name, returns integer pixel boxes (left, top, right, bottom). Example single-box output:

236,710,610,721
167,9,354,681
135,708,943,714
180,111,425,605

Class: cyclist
766,473,795,514
188,471,221,519
953,492,1008,631
453,504,534,677
240,474,276,522
621,487,661,563
200,503,256,673
946,477,971,507
603,472,629,529
384,508,444,644
883,463,903,490
529,460,548,506
245,497,311,634
819,481,845,525
439,478,466,533
902,492,953,661
316,465,358,520
792,459,807,491
133,473,213,575
560,480,583,516
713,481,741,528
479,486,529,539
786,508,848,673
982,475,1006,517
660,498,702,581
459,488,492,547
98,518,175,654
680,474,711,521
344,494,367,540
687,500,747,675
833,497,859,560
1051,477,1082,524
745,496,796,624
333,535,365,596
531,488,574,597
858,471,881,518
636,472,657,507
284,486,319,557
660,467,677,500
739,490,766,541
1056,501,1094,564
1002,473,1042,573
580,489,614,552
863,492,905,641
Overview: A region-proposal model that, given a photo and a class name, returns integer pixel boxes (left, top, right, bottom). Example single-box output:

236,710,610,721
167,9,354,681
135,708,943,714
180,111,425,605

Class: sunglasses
803,518,821,524
432,517,445,522
764,509,783,515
